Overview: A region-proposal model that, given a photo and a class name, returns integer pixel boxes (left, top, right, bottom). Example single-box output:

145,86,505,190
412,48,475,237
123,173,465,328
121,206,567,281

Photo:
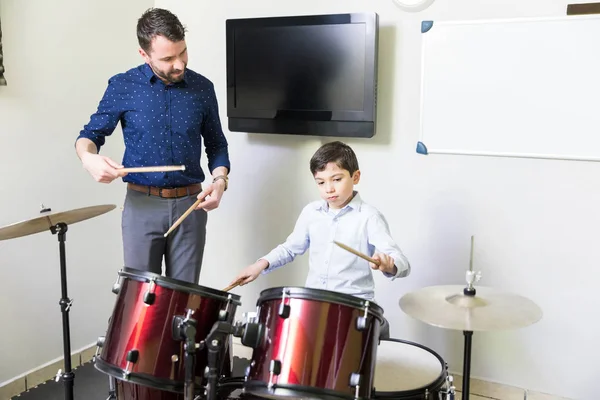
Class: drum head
374,339,445,394
258,286,384,321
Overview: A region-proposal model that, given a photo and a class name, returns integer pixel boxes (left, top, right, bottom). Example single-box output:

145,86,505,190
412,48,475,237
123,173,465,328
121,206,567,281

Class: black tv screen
226,13,379,138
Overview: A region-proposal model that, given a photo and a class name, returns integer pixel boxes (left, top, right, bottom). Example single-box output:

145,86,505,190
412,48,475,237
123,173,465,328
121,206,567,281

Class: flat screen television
225,12,379,138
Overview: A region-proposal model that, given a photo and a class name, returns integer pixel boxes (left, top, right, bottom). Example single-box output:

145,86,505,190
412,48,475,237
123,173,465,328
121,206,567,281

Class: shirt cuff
76,132,104,152
259,254,279,274
384,260,410,280
209,155,231,175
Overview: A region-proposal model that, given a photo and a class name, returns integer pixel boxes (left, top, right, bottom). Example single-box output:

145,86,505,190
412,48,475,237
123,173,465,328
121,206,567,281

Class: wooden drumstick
120,165,186,173
163,198,203,237
333,241,381,266
222,279,243,292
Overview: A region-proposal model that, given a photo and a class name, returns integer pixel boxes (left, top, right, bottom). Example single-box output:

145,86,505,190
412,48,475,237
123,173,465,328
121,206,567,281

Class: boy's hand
370,253,397,276
229,260,269,287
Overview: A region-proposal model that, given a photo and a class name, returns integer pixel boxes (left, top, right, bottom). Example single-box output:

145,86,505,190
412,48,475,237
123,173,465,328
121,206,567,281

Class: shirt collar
141,63,156,82
315,191,363,212
141,63,188,87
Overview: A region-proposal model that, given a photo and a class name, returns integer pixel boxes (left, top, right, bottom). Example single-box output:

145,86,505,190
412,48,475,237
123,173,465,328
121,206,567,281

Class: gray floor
12,358,251,400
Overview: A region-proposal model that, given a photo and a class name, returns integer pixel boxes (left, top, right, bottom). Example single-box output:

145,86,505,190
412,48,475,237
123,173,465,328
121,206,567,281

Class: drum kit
0,205,543,400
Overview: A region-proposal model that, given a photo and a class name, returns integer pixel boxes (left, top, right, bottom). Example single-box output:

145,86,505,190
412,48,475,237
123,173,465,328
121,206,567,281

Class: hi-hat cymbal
399,285,543,332
0,204,117,241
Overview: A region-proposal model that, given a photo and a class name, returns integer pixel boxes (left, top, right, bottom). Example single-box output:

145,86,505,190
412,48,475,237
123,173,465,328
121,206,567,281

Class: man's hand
195,179,226,211
370,253,397,276
81,152,127,184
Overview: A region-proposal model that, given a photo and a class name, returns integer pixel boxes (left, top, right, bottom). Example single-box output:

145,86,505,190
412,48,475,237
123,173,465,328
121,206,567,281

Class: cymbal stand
50,218,75,400
461,236,481,400
461,329,473,400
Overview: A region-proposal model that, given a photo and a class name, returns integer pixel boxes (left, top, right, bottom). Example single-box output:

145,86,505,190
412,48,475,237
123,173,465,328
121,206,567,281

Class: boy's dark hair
310,141,360,176
137,8,186,54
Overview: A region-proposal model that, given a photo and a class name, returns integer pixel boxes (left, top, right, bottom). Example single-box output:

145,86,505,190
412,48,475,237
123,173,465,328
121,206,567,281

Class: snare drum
373,339,455,399
244,287,384,400
94,268,241,393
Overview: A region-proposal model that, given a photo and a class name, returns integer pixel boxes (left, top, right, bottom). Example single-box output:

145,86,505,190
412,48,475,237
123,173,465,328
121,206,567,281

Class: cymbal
399,285,543,332
0,204,117,241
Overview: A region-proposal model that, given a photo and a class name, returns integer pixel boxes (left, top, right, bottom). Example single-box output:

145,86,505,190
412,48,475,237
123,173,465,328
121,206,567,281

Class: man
75,8,230,284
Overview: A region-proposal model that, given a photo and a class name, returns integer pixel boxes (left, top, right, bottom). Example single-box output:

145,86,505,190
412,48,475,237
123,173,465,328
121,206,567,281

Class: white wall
0,0,153,384
1,0,596,399
155,1,596,399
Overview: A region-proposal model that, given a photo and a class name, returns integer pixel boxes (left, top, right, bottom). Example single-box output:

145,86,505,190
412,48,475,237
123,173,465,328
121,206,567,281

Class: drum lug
278,288,290,318
94,336,105,359
219,294,233,321
123,349,139,379
268,359,281,388
278,303,290,318
111,273,121,295
143,277,157,305
439,375,456,400
356,301,370,331
349,372,361,399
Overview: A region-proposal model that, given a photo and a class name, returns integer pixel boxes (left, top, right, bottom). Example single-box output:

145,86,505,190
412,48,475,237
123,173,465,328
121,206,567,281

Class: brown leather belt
127,183,202,198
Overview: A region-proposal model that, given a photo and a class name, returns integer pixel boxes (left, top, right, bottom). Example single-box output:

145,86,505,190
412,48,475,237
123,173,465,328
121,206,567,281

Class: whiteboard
417,15,600,162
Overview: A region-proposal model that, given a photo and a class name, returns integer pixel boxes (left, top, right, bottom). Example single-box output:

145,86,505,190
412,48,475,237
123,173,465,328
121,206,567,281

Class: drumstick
222,279,243,292
333,241,381,266
119,165,186,173
163,198,203,237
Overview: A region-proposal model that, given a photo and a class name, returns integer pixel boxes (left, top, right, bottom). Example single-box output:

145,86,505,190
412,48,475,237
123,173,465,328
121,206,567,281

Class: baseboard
0,342,97,399
448,371,572,400
2,339,571,400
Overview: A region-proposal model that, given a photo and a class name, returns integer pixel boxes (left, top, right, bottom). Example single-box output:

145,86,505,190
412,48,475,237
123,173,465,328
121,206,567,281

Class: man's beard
150,62,185,83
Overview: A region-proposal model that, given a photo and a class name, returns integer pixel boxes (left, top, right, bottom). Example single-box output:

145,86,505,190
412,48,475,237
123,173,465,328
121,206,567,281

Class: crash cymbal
0,204,116,241
399,285,543,332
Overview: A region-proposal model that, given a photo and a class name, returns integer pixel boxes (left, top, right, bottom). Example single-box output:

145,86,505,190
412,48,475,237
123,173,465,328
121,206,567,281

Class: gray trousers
122,188,208,283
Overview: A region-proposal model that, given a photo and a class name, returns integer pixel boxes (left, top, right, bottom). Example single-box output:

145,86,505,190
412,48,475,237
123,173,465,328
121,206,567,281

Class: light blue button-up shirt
261,192,410,300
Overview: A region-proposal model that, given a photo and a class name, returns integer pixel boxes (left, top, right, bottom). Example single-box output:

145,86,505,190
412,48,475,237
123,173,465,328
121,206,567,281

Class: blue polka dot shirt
77,63,230,187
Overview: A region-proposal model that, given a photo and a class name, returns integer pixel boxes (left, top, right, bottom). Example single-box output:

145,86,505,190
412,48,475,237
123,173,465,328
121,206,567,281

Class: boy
230,141,410,338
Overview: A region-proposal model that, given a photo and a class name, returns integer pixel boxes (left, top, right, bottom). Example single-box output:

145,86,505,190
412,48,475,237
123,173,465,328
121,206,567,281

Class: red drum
94,268,241,394
244,287,384,400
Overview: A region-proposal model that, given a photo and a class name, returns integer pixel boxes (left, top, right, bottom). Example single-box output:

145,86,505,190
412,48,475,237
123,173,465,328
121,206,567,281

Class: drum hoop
120,267,241,305
95,356,187,393
96,357,240,395
245,379,366,400
257,286,384,320
373,338,447,397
